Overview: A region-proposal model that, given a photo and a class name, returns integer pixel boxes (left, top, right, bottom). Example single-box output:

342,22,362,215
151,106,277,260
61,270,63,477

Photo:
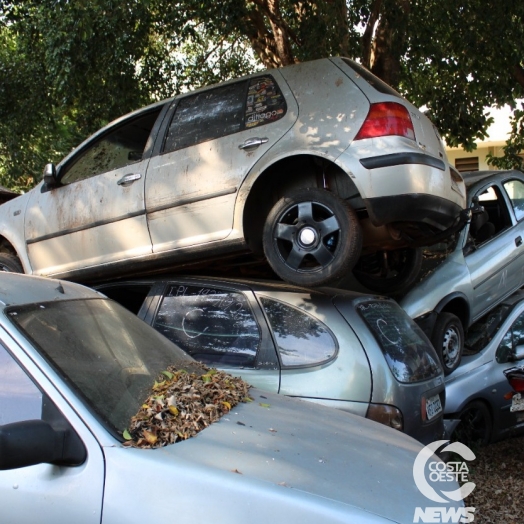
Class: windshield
464,303,511,354
6,298,199,438
356,300,442,383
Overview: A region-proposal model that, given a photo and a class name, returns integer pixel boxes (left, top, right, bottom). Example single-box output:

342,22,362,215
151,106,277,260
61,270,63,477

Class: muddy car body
400,170,524,375
96,275,446,444
0,272,463,523
0,58,464,288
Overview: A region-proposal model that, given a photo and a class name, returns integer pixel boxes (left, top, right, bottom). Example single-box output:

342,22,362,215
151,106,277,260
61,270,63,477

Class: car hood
102,390,460,523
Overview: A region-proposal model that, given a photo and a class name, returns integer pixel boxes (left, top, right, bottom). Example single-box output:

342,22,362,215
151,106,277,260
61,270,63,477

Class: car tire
262,188,362,287
454,400,492,446
352,247,423,295
431,312,464,375
0,252,23,273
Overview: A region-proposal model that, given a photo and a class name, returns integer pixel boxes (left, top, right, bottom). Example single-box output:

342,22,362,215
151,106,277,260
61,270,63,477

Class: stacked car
0,56,522,463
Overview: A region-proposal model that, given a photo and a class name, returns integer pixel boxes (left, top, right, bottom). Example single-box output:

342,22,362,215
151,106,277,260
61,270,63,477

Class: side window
245,76,287,128
469,185,511,244
259,297,337,367
0,343,43,425
60,109,162,184
163,75,287,153
153,284,260,368
497,312,524,363
164,81,247,152
503,179,524,222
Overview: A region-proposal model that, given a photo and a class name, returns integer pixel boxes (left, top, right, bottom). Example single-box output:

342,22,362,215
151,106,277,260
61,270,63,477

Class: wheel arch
435,294,471,329
239,153,361,254
458,397,495,441
0,234,29,273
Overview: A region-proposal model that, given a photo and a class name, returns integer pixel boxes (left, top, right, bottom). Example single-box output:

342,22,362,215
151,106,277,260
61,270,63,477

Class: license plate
426,394,443,420
510,392,524,412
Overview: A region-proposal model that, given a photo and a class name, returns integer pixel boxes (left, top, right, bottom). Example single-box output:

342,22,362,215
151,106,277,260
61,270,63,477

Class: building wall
446,143,506,172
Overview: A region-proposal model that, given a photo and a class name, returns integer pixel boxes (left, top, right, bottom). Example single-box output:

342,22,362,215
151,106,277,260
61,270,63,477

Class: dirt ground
464,435,524,523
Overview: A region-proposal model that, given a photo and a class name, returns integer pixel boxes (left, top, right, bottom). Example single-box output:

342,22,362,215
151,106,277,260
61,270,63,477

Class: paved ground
465,435,523,523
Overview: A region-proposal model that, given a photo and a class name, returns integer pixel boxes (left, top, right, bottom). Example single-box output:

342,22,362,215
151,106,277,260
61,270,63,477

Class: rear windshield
356,300,441,383
342,58,401,98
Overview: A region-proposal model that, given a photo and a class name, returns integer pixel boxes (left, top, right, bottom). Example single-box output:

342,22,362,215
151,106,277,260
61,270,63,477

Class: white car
0,58,465,288
0,273,463,523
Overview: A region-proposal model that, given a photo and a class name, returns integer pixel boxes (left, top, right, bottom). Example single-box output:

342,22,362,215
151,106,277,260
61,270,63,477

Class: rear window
260,297,337,368
153,284,261,368
163,75,286,153
342,58,401,98
357,300,441,383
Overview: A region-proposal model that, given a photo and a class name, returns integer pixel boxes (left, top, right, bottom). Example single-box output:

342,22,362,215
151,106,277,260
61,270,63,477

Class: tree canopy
1,0,523,190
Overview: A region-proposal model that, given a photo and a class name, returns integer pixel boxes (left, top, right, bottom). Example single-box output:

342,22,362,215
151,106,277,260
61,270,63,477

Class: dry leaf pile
123,364,251,448
464,435,524,524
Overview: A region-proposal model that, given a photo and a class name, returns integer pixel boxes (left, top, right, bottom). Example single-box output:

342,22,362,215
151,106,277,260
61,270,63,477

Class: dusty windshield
464,303,511,354
6,298,199,437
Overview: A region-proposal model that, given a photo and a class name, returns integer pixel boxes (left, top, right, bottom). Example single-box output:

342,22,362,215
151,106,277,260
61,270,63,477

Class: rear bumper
363,193,468,246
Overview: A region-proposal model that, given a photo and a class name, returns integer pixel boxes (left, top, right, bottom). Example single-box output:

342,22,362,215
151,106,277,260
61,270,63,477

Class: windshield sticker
245,76,286,128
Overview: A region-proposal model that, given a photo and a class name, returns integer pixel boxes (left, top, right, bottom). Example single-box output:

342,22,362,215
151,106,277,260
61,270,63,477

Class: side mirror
0,419,86,470
43,163,58,187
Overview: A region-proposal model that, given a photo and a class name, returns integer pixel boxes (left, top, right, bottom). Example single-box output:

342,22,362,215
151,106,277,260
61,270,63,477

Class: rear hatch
333,294,446,443
333,57,448,163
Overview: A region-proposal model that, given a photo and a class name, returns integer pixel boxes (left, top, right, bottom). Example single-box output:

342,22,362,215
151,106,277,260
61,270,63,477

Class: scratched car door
145,73,297,253
23,107,162,276
466,183,521,321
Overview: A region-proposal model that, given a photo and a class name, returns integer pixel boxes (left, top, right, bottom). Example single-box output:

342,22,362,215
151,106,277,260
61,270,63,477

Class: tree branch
361,0,382,69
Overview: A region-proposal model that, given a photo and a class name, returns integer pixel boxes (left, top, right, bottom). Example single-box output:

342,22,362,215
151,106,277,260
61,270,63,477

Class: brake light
507,375,524,393
355,102,415,141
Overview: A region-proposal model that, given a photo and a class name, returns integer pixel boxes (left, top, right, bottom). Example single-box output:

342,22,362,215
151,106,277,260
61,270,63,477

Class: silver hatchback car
444,290,524,444
0,57,465,288
400,170,524,375
97,275,446,443
0,273,464,524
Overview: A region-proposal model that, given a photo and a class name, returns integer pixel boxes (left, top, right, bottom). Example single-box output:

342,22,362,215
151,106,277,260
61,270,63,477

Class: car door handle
238,137,269,150
516,236,523,247
117,173,142,186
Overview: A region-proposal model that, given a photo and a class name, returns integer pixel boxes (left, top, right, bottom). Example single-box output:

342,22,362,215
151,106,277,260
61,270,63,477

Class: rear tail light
504,367,524,393
366,403,403,431
507,375,524,393
355,102,415,141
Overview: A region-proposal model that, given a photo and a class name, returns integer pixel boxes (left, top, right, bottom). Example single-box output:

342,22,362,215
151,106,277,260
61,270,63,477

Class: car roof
96,274,380,300
462,169,524,190
0,273,104,307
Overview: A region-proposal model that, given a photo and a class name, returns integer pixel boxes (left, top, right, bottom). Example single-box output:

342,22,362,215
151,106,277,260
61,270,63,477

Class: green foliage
1,0,523,190
487,103,524,170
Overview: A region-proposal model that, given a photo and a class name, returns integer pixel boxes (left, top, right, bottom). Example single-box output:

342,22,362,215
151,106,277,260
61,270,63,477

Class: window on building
455,157,479,172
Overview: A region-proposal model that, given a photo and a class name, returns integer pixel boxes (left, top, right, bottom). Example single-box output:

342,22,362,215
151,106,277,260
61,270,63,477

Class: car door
465,182,523,321
501,177,524,287
0,339,105,523
145,73,297,253
24,107,164,277
145,281,281,391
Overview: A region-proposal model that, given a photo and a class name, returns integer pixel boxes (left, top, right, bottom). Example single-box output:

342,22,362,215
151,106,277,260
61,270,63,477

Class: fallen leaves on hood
123,363,251,448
